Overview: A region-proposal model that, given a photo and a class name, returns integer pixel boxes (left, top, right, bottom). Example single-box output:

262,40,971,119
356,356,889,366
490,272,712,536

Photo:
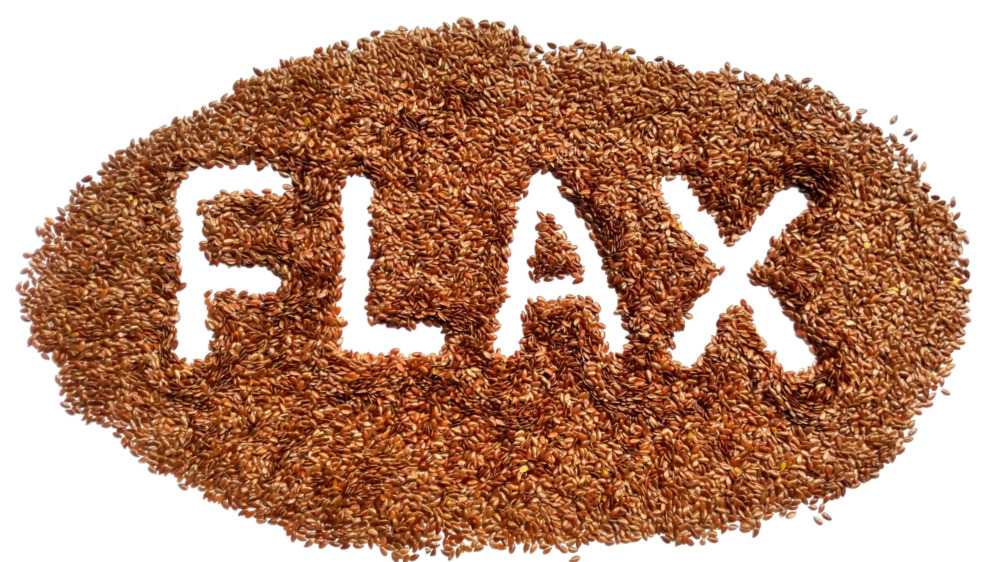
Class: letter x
661,179,815,370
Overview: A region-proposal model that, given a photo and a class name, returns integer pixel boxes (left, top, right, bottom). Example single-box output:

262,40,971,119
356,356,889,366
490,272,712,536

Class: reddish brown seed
17,20,968,560
527,212,584,283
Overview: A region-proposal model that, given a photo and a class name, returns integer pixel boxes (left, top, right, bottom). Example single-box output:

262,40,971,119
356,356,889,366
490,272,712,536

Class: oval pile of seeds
17,19,970,561
527,212,585,284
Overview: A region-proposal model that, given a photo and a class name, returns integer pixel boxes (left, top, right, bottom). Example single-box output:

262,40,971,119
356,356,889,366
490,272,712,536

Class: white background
2,1,997,560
